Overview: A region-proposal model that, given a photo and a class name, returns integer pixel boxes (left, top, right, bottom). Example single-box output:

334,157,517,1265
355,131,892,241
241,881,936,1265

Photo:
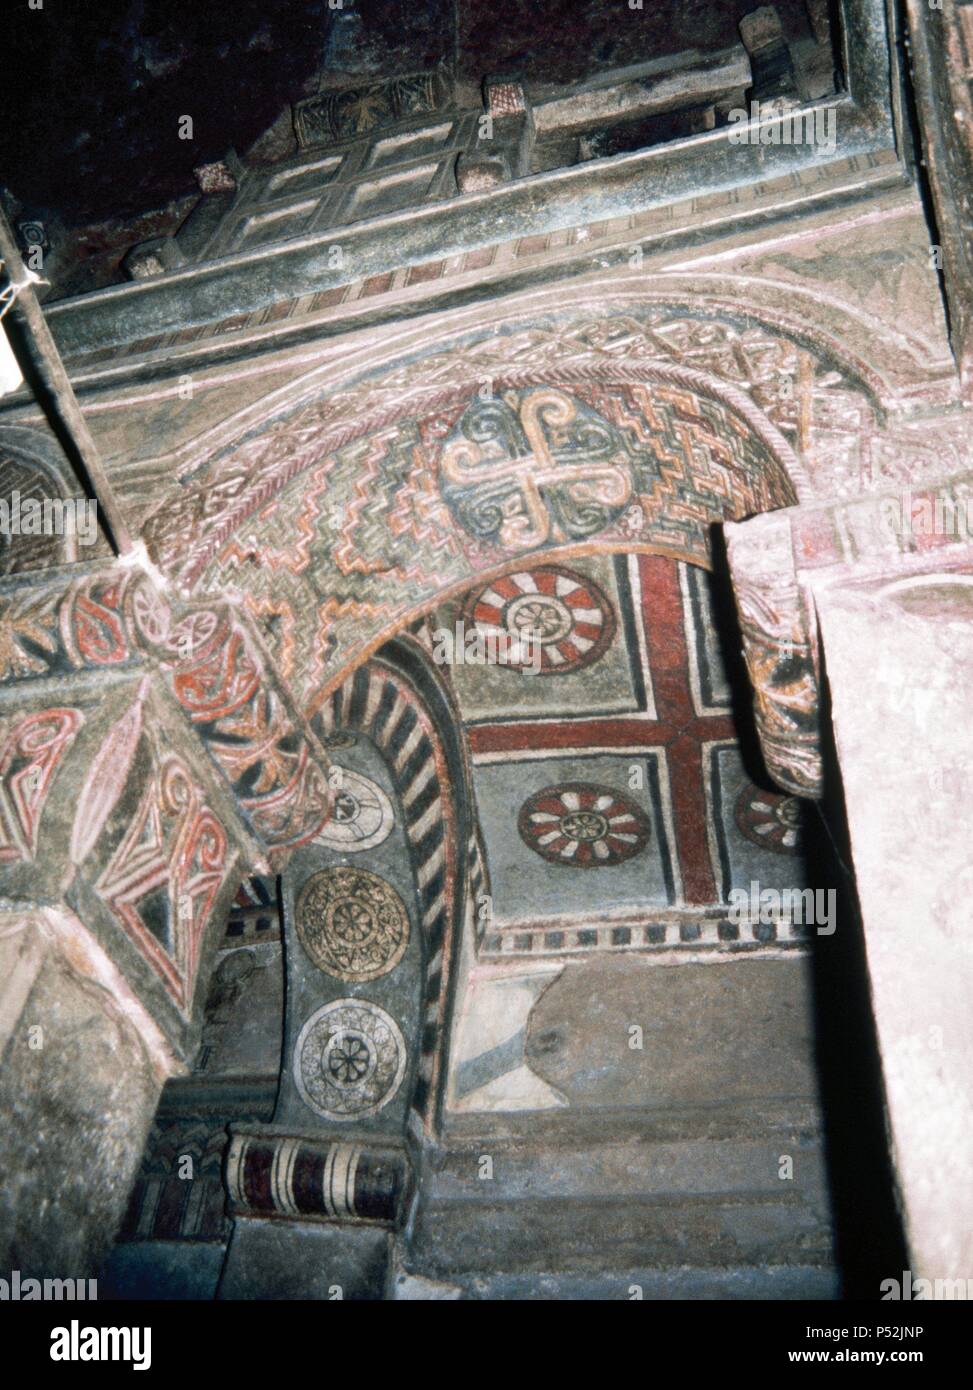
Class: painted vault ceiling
425,550,816,956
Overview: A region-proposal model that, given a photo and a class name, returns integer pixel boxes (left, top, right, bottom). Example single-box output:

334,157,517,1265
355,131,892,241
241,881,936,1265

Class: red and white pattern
462,565,615,675
735,782,804,854
0,707,82,863
475,557,737,902
518,782,651,867
94,750,231,1012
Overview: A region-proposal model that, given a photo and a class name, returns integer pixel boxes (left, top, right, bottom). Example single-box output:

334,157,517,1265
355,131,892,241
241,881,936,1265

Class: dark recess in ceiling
1,0,336,227
1,0,813,232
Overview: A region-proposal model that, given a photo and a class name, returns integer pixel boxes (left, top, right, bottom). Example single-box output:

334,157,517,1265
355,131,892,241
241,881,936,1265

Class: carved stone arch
145,354,807,592
0,425,90,575
307,633,485,1139
138,271,940,501
133,290,926,804
173,361,801,710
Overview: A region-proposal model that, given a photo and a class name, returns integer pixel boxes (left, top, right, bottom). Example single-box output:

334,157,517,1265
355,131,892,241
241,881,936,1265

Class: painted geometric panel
704,742,811,900
735,780,804,854
452,544,825,963
472,752,679,925
439,554,650,723
518,782,651,867
295,866,411,983
75,684,235,1014
440,388,635,551
461,564,617,676
313,769,395,853
0,707,81,863
292,998,408,1122
466,555,736,910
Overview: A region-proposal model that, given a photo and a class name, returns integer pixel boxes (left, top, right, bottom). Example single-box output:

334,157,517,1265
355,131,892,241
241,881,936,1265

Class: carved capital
0,561,333,859
726,509,823,797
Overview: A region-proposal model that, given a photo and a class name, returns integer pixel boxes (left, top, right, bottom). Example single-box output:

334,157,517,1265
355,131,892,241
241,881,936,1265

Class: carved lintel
225,1127,413,1228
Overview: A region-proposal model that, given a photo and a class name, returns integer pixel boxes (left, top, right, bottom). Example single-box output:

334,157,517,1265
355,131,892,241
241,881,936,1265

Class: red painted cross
468,554,737,903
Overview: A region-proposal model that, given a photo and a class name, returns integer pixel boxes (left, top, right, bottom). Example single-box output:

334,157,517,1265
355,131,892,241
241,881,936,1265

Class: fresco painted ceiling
426,550,815,954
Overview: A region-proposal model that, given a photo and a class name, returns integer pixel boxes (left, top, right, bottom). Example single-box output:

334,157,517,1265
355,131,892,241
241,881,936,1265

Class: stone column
0,908,177,1278
219,1128,413,1300
809,561,973,1283
218,731,423,1299
727,479,973,1284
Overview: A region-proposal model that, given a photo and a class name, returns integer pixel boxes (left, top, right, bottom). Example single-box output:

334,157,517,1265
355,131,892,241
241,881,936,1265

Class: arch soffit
139,283,887,589
0,423,81,497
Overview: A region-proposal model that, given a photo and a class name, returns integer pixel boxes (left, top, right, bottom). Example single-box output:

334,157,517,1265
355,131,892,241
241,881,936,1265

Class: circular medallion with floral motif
296,866,410,981
518,782,651,867
735,782,804,854
293,998,406,1121
313,769,394,853
461,565,616,675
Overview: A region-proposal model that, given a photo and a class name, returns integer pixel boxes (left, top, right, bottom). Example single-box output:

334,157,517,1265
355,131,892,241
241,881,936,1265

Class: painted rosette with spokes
518,781,651,866
735,781,803,854
462,564,616,674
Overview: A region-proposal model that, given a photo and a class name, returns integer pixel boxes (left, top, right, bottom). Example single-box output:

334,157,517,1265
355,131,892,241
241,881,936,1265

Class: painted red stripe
469,714,734,754
491,575,522,600
533,570,557,596
471,555,739,905
666,733,718,903
638,553,695,724
564,587,594,607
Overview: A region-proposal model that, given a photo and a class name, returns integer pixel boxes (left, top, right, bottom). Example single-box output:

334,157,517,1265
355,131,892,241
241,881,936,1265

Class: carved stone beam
456,77,534,192
532,46,751,137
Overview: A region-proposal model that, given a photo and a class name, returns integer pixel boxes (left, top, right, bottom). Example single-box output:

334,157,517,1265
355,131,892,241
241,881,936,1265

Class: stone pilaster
809,556,973,1281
